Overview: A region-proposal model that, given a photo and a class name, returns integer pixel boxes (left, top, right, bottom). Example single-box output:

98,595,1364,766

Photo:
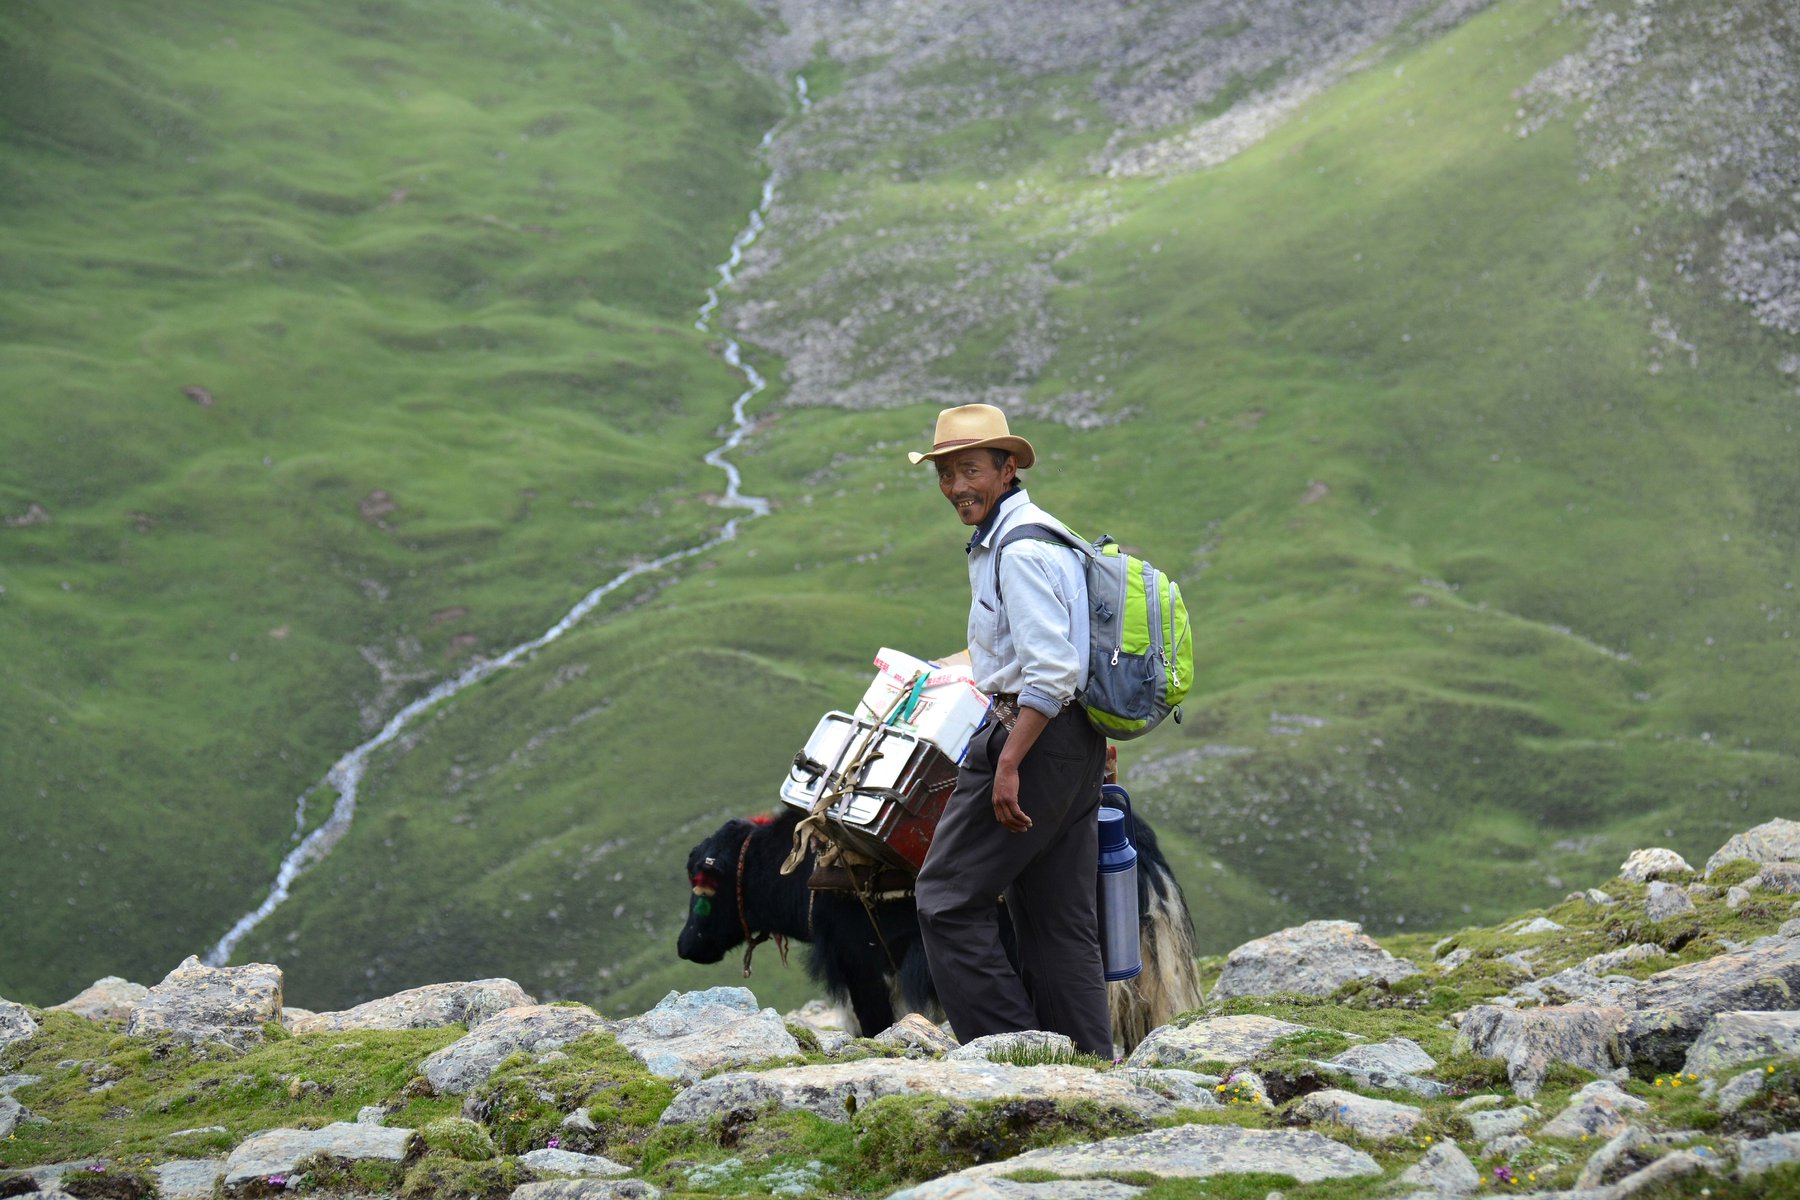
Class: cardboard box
855,646,990,762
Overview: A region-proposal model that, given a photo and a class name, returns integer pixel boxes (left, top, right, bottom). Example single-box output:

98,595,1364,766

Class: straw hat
906,404,1036,469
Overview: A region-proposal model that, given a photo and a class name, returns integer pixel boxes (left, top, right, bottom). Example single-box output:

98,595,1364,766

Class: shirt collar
966,484,1027,554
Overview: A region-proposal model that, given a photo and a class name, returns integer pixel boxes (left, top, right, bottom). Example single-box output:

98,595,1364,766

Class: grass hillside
4,0,1796,1018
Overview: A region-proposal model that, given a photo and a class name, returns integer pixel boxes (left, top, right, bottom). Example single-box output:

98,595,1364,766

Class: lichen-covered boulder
659,1058,1177,1126
1620,934,1800,1071
1399,1140,1480,1195
0,998,38,1052
1291,1088,1423,1139
421,1003,609,1094
947,1031,1074,1063
49,976,149,1022
1704,819,1800,877
1681,1010,1800,1075
1749,863,1800,894
898,1124,1381,1193
125,956,282,1050
1110,1067,1223,1108
1210,921,1417,999
288,978,533,1034
1317,1037,1448,1097
1465,1104,1538,1144
874,1012,961,1058
1739,1132,1800,1176
511,1184,662,1200
518,1148,631,1178
222,1121,414,1189
1646,881,1696,922
1537,1079,1647,1139
610,987,799,1082
1454,1005,1624,1097
1620,848,1693,882
1124,1014,1307,1069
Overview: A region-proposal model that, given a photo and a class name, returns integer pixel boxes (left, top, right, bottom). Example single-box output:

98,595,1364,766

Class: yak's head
676,816,759,964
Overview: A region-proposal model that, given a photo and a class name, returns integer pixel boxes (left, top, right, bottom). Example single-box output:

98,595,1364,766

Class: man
907,403,1112,1056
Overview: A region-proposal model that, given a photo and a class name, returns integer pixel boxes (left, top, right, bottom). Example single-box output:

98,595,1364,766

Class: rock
1508,966,1641,1008
1457,1094,1504,1111
1399,1139,1480,1194
561,1108,598,1132
287,979,533,1034
1718,1067,1766,1113
221,1121,414,1188
0,1095,22,1138
1313,1058,1448,1098
873,1012,961,1057
1315,1037,1447,1097
1210,920,1418,999
1739,1132,1800,1175
1583,888,1618,906
1124,1014,1308,1068
1620,848,1693,882
947,1030,1075,1063
518,1148,631,1177
1619,934,1800,1071
1438,948,1474,971
1485,1133,1532,1157
1784,918,1800,936
1110,1068,1223,1108
1291,1088,1423,1139
154,1159,227,1199
1582,944,1667,973
125,956,282,1050
1750,863,1800,894
1646,881,1696,922
1537,1080,1648,1139
421,1003,609,1094
890,1181,1145,1200
0,999,39,1052
1704,818,1800,876
279,1006,315,1029
785,999,854,1053
0,1074,40,1098
511,1183,662,1200
659,1058,1178,1126
1454,1005,1624,1097
1217,1069,1269,1107
1728,886,1753,909
910,1125,1380,1190
1499,952,1538,975
1465,1105,1538,1144
48,977,149,1022
1687,883,1720,901
355,1104,385,1124
610,987,799,1082
1680,1010,1800,1074
1513,918,1565,935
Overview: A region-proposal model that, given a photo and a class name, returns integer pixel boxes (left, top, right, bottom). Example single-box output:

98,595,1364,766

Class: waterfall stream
204,78,806,967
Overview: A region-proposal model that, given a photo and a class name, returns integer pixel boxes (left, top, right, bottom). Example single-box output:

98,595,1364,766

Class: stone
1210,920,1418,999
48,977,149,1022
873,1012,961,1057
0,999,39,1052
1438,948,1474,971
1727,886,1753,908
1687,883,1721,901
1646,881,1696,922
1750,863,1800,894
0,1074,40,1098
1110,1068,1223,1108
1454,1005,1624,1097
1399,1140,1480,1194
1315,1037,1447,1097
1620,934,1800,1071
154,1159,227,1199
519,1148,631,1177
1465,1105,1538,1144
125,956,282,1050
919,1124,1380,1188
889,1181,1145,1200
279,1006,315,1029
0,1095,22,1139
1704,818,1800,876
1313,1058,1449,1098
785,998,854,1054
1485,1134,1532,1156
1537,1079,1648,1139
1513,918,1564,935
511,1183,662,1200
1124,1014,1308,1068
1500,952,1538,974
1291,1088,1423,1139
221,1121,414,1187
1681,1010,1800,1074
610,987,800,1082
1718,1068,1766,1113
287,978,533,1034
1508,966,1641,1008
947,1030,1074,1062
659,1058,1178,1126
1583,888,1618,906
1620,848,1693,882
421,1003,609,1094
1582,944,1668,974
1217,1069,1269,1107
1738,1132,1800,1175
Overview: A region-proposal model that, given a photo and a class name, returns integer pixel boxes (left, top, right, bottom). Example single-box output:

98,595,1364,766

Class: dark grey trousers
915,704,1112,1056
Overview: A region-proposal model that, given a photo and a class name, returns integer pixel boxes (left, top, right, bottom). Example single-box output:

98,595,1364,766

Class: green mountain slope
4,0,1795,1018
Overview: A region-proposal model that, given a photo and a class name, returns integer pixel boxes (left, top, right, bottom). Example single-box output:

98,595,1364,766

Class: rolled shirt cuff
1018,687,1066,719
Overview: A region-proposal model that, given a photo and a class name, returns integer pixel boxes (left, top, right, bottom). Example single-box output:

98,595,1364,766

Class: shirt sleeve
997,541,1082,717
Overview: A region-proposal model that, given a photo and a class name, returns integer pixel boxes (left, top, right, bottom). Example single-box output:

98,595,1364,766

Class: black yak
676,804,1202,1052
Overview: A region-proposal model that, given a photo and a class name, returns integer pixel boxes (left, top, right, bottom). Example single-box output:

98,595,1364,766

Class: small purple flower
546,1137,561,1150
88,1164,107,1173
1493,1166,1514,1184
267,1174,287,1188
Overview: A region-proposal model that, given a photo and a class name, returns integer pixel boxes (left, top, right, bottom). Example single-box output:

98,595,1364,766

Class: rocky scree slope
3,818,1799,1198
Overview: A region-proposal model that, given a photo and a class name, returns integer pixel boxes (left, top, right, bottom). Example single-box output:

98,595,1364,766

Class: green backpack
996,523,1192,740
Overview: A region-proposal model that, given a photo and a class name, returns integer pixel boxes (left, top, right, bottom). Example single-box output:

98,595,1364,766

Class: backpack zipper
1143,559,1162,671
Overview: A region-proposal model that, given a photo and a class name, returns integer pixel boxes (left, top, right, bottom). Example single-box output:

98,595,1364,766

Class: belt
989,693,1020,731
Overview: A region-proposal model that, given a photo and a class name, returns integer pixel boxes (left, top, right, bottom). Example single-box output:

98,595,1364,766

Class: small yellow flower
1672,1079,1682,1088
1654,1079,1663,1087
1687,1073,1697,1080
1768,1066,1777,1074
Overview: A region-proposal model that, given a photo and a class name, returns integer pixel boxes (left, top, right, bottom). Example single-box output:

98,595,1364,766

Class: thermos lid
1097,805,1131,852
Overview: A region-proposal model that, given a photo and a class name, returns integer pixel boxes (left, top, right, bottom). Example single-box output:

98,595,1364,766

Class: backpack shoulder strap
993,522,1086,602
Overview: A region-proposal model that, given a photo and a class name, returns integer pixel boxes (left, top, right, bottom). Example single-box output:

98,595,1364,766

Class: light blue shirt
964,488,1089,718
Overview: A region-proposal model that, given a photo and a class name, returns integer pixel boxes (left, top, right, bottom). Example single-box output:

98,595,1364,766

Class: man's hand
992,706,1050,833
992,761,1032,832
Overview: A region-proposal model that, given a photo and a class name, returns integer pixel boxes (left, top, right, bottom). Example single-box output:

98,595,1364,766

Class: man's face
935,449,1015,527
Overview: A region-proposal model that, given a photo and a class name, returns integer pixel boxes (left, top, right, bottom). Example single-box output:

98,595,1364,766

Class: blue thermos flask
1096,783,1142,981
